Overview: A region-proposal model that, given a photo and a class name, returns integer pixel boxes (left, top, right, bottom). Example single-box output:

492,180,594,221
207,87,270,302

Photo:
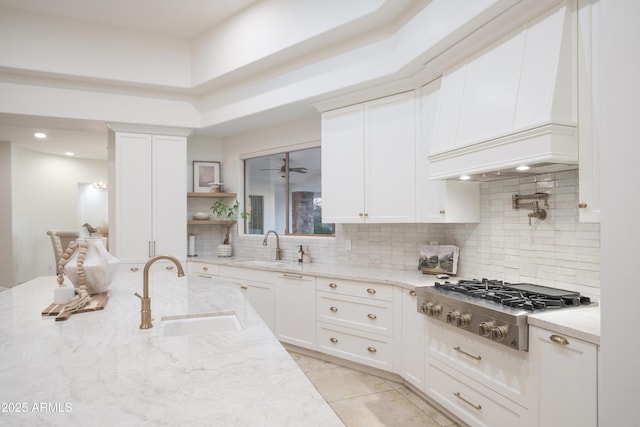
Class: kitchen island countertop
0,274,344,426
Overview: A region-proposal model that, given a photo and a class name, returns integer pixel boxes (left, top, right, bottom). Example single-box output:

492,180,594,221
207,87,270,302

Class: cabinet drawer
317,323,393,371
426,358,528,427
316,277,393,301
219,265,278,283
187,261,219,278
317,291,393,336
425,319,530,407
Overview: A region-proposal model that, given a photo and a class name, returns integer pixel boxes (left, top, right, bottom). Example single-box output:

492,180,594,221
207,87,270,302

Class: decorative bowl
193,212,210,220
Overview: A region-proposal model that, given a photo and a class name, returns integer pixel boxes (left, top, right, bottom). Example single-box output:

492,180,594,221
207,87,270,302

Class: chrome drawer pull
282,273,303,280
329,283,338,289
330,337,338,343
130,267,139,272
330,306,338,312
453,346,482,361
453,392,482,411
197,274,210,278
366,288,376,294
549,334,569,345
367,347,377,353
367,313,377,320
409,290,416,297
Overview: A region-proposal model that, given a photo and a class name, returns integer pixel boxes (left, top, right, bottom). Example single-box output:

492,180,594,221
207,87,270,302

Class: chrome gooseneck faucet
134,255,185,329
262,230,282,260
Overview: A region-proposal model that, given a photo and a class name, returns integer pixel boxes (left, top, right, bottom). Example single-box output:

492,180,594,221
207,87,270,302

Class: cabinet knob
367,347,377,353
578,202,588,209
330,337,338,343
367,313,377,320
439,210,445,214
166,265,174,271
240,285,248,290
130,267,139,272
329,283,338,289
409,290,416,297
366,288,376,294
202,266,208,272
330,306,338,312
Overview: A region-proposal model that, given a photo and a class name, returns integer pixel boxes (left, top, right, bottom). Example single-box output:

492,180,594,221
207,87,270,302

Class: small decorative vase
217,244,233,257
64,237,120,294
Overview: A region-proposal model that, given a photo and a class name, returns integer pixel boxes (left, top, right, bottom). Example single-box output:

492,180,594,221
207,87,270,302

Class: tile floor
288,350,460,427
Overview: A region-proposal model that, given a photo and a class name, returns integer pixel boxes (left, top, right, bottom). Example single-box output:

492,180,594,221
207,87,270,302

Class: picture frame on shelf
193,161,221,193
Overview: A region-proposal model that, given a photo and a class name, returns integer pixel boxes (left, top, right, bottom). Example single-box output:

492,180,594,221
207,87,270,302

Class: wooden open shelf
187,192,237,198
188,219,236,225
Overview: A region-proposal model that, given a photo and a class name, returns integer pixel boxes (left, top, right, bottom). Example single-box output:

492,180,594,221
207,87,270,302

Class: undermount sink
232,259,287,268
158,312,242,337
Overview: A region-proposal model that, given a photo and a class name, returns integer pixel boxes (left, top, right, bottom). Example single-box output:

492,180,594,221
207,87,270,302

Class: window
243,146,334,236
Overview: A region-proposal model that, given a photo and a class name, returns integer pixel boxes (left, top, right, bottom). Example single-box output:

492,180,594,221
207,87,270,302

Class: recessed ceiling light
34,132,47,139
65,152,75,156
516,165,530,171
460,175,471,181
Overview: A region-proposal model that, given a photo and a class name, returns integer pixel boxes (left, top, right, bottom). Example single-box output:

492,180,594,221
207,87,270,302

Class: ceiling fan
261,158,308,176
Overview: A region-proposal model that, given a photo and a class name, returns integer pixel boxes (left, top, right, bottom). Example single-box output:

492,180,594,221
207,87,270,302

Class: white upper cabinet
322,91,416,223
109,131,187,263
577,0,601,223
427,1,579,180
417,80,480,223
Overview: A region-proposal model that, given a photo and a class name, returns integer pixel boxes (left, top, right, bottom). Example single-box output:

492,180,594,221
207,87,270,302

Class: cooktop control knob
491,325,509,342
426,303,442,317
456,313,471,328
478,321,495,337
419,302,429,314
446,311,459,324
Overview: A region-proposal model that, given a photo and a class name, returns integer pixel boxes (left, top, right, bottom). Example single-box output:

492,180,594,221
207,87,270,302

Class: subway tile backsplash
194,169,600,300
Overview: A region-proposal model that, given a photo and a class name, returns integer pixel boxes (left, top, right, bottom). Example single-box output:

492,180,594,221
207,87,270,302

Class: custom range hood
427,1,578,181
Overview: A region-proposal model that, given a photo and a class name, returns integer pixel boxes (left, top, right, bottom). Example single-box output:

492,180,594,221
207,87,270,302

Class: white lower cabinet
218,265,276,332
315,277,395,371
424,319,530,426
274,273,316,349
401,288,426,391
528,325,598,427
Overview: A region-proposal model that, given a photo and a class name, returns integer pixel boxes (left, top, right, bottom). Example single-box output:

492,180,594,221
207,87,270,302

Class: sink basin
233,259,287,268
158,312,242,337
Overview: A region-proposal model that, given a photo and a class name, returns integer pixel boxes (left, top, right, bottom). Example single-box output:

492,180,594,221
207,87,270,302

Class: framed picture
193,161,221,192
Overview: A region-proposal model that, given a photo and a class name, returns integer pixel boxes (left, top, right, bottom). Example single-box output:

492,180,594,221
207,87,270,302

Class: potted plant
210,199,247,257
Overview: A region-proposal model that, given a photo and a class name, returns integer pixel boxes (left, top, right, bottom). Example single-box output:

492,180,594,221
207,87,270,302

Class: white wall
0,142,13,287
11,147,107,285
599,0,640,424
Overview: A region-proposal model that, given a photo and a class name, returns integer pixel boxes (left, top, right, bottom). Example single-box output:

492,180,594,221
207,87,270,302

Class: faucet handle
134,292,143,300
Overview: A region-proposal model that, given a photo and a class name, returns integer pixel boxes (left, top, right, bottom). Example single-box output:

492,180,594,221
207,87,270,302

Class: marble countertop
197,257,601,345
197,257,441,290
0,274,344,426
528,305,600,345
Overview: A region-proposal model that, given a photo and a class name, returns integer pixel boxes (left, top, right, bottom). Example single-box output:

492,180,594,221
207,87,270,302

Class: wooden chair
46,230,79,271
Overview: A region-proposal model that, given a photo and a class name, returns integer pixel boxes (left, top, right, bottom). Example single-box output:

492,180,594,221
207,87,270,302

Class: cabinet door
152,135,186,259
577,0,600,223
274,273,316,349
417,81,480,223
112,133,153,262
401,288,425,391
321,105,365,223
239,280,274,332
365,91,416,222
529,326,597,427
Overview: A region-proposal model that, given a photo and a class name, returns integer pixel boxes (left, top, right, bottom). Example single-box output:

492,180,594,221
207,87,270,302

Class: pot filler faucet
262,230,283,260
134,255,185,329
